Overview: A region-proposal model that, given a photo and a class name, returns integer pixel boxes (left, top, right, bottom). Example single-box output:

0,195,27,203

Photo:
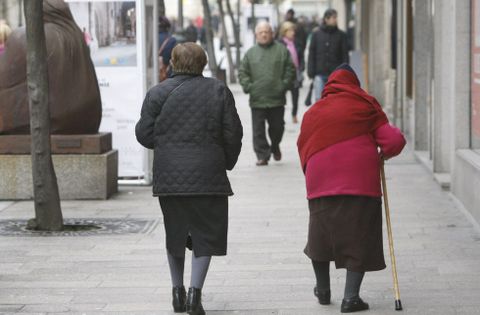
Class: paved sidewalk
1,84,480,315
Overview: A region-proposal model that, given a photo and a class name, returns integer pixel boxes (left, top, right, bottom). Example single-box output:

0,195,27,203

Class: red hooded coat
297,67,406,199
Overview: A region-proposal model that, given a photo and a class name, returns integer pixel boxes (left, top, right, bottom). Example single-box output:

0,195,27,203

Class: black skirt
304,195,386,272
159,196,228,258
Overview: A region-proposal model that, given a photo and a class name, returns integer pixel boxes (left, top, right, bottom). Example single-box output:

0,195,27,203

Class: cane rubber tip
395,300,403,311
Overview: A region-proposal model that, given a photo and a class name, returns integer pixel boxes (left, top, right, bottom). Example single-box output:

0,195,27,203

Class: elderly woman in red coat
298,64,406,313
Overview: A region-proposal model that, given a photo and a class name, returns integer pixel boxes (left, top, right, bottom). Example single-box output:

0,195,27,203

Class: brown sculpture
0,0,102,135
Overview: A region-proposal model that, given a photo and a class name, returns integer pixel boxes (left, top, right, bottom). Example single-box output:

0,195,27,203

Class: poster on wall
472,0,480,141
67,0,146,178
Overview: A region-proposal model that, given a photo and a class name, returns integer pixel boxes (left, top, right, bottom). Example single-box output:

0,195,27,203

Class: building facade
355,0,480,224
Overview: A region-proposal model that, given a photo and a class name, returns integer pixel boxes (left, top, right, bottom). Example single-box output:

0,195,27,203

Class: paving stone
0,304,25,313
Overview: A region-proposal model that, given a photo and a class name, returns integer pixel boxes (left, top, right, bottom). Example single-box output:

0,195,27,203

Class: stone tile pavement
0,84,479,314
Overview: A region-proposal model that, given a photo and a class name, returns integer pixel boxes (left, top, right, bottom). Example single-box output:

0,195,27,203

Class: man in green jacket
239,21,295,166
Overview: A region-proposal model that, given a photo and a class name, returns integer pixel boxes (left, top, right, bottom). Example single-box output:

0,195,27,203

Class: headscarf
297,64,388,169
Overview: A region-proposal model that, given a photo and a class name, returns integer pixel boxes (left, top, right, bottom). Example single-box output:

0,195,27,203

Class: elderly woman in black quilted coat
135,43,243,315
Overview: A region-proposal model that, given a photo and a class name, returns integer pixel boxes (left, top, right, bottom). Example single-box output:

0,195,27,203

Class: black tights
312,260,365,299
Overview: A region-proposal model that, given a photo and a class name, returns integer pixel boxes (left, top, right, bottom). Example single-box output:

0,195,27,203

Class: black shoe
256,159,268,166
186,287,205,315
341,296,369,313
172,286,186,313
273,149,282,161
314,286,331,305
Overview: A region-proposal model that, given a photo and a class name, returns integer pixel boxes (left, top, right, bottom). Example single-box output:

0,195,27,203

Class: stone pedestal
0,150,118,200
0,133,112,154
0,133,118,200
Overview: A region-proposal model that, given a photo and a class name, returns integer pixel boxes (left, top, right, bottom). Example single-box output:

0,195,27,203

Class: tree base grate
0,218,159,236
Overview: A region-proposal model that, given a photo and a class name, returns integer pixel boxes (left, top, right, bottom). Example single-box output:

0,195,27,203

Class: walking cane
380,159,403,311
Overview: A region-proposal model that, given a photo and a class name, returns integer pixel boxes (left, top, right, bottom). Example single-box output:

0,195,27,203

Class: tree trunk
251,2,255,37
178,0,183,30
24,0,63,231
158,0,165,17
274,0,281,27
201,0,218,75
2,1,7,24
217,0,236,83
18,0,23,27
236,0,241,65
225,0,241,68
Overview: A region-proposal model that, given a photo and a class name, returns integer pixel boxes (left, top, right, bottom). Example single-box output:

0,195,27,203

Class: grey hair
254,20,272,33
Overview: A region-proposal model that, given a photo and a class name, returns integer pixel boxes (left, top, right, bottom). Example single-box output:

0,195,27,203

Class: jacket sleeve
222,87,243,170
374,123,406,159
135,92,157,150
238,53,252,94
307,33,316,79
282,48,296,91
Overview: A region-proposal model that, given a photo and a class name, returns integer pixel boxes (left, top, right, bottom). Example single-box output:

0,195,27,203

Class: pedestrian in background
135,43,243,315
297,64,406,313
239,21,295,166
184,19,198,43
308,9,349,102
82,27,93,48
0,20,12,55
284,9,307,73
279,21,303,124
158,16,177,82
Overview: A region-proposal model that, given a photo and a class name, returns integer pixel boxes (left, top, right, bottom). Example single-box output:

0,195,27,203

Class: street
0,83,480,315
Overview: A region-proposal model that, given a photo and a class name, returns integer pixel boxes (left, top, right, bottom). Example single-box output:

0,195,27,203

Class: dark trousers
251,106,285,161
290,87,300,116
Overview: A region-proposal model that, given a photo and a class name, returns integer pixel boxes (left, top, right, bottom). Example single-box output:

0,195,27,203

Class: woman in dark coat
135,43,243,315
297,64,406,313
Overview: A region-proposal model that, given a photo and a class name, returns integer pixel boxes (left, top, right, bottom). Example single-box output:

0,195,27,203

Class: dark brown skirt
304,195,386,272
159,196,228,258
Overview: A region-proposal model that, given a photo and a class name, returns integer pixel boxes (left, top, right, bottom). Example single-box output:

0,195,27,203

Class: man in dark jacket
238,21,295,166
184,20,198,43
307,9,349,101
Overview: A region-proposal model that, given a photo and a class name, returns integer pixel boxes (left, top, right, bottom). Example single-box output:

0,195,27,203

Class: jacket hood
43,0,75,24
325,63,361,88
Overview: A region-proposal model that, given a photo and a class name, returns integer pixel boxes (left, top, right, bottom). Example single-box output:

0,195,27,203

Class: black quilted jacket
135,74,243,196
307,25,349,78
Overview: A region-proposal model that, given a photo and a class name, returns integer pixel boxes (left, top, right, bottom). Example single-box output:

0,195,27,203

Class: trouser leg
291,88,299,117
266,106,285,155
251,108,271,160
313,75,326,102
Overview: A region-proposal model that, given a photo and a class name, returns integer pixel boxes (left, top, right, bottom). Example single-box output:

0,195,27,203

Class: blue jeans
314,75,329,102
